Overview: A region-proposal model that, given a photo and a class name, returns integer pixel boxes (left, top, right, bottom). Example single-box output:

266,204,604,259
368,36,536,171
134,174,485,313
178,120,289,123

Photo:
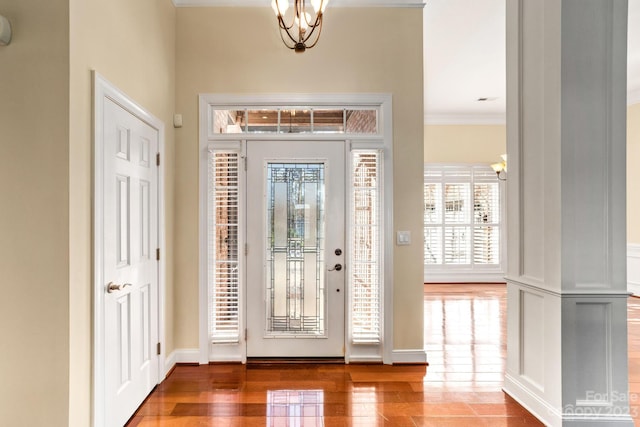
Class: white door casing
94,73,165,427
246,140,346,358
198,94,395,365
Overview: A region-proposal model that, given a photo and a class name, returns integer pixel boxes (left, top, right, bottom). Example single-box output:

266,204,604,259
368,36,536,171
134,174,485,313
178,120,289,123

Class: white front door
102,97,159,426
246,141,346,358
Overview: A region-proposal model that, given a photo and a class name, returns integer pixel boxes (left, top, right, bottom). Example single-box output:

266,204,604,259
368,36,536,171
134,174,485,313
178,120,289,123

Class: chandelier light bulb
311,0,328,14
271,0,289,16
273,0,327,53
295,12,312,31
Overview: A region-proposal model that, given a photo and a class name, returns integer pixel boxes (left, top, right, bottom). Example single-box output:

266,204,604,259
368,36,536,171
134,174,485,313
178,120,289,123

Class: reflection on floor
127,284,563,426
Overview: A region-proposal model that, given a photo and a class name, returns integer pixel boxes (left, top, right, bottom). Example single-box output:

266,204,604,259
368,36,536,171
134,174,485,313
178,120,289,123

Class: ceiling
423,0,640,125
175,0,639,125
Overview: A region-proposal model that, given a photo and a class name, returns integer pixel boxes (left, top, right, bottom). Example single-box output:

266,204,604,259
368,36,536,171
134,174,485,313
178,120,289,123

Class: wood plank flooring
126,284,640,426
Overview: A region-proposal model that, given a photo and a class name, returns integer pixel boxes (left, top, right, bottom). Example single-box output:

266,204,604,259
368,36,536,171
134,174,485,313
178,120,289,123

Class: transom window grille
208,150,240,343
349,150,382,343
424,165,501,268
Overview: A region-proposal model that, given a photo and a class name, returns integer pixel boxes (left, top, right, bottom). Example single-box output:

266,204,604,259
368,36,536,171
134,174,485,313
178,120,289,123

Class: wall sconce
491,154,507,181
0,15,12,46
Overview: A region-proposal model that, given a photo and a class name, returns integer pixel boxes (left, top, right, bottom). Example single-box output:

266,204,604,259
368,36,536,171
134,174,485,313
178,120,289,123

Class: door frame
245,140,347,358
198,94,394,364
92,71,166,427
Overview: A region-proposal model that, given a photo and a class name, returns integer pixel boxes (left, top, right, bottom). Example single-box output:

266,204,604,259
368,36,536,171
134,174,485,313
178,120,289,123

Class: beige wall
175,7,425,350
425,112,640,244
0,1,70,426
69,0,176,425
424,124,506,163
629,103,640,244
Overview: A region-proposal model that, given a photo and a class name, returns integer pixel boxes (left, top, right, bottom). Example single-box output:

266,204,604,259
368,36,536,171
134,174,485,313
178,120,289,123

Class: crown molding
424,113,506,125
172,0,425,7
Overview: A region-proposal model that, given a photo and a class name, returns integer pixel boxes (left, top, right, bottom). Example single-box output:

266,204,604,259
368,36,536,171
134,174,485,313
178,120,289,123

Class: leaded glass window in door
265,163,326,336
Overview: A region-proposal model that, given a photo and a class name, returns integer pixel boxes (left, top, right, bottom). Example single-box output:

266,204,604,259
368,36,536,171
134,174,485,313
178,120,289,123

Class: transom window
211,108,378,135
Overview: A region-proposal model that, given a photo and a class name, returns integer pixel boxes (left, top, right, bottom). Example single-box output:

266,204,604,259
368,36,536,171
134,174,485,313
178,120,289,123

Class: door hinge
244,243,248,256
156,248,160,261
243,156,247,171
157,342,161,355
244,328,247,341
156,152,160,166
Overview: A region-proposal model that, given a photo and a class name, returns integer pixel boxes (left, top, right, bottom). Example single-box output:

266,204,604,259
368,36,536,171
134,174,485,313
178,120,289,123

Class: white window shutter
349,150,382,344
208,150,241,343
424,165,503,271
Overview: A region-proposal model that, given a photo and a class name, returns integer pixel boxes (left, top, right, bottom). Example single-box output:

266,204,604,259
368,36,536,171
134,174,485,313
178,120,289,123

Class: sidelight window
349,150,382,344
208,149,241,343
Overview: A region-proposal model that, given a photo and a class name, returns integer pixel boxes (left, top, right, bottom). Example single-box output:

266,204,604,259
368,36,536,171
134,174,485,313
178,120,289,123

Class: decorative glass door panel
247,141,345,358
266,163,326,336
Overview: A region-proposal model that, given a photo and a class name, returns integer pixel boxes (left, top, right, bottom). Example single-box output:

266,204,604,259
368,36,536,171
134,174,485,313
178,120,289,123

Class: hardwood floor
126,284,640,426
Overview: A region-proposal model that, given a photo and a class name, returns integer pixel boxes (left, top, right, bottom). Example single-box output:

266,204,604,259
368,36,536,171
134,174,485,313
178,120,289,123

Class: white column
504,1,631,426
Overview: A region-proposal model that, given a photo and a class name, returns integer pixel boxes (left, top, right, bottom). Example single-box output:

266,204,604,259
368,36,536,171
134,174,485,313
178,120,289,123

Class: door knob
328,263,342,272
107,282,132,293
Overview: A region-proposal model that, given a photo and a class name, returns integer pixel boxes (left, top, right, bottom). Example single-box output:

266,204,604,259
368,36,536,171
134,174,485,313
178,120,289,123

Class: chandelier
271,0,328,53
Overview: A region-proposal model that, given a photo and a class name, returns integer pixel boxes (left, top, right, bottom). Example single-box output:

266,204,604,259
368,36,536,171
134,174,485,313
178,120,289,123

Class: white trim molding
199,93,395,365
174,0,424,7
163,349,201,377
503,373,559,427
628,244,640,295
391,349,428,364
173,349,201,364
424,271,506,284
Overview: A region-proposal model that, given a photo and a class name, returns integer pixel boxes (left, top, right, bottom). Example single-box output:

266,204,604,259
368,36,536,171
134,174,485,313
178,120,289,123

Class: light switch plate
396,231,411,246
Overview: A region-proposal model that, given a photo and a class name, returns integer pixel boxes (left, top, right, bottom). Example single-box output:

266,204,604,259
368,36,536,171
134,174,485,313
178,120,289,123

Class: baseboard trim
347,355,383,364
424,271,506,283
163,349,202,378
391,349,428,364
164,350,176,377
503,373,557,426
209,354,244,363
503,374,633,426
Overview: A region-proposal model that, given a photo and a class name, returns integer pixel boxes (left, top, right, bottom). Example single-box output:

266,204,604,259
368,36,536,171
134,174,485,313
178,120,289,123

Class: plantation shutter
473,171,500,265
208,150,240,343
424,165,502,269
349,150,382,343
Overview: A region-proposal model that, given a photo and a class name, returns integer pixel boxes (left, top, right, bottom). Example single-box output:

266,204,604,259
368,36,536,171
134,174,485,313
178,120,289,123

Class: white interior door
102,97,159,426
246,140,345,358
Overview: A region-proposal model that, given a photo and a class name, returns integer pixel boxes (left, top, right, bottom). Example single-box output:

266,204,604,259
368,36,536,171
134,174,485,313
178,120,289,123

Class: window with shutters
424,165,503,276
208,150,240,343
349,150,382,343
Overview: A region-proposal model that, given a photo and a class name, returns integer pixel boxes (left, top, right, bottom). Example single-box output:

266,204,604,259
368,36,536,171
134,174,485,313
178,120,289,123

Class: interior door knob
328,263,342,271
107,282,132,293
